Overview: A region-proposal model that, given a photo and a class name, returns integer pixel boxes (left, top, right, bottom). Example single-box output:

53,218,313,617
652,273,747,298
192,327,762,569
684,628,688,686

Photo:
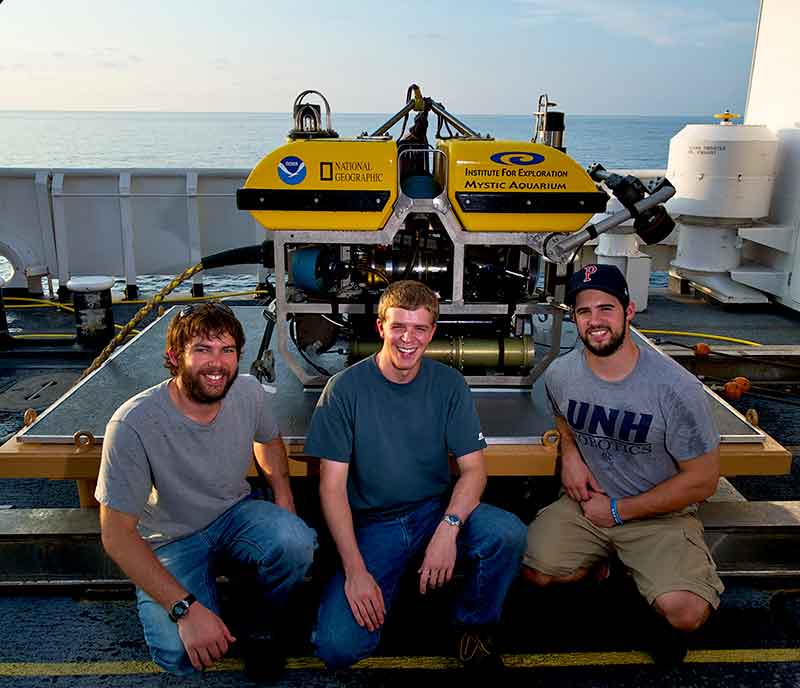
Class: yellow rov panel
439,140,607,232
238,140,398,231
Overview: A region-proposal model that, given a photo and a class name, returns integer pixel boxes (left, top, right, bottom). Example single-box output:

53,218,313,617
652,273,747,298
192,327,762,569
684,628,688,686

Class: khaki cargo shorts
524,494,723,608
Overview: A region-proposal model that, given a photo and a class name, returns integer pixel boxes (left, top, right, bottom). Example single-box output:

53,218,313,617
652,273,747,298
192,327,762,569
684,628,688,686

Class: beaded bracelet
610,498,624,526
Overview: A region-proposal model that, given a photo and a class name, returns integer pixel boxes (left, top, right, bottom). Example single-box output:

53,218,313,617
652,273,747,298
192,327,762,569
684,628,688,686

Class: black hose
290,318,331,377
201,240,275,271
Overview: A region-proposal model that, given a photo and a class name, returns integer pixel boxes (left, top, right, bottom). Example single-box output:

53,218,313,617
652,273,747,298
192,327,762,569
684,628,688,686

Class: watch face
168,593,196,622
170,600,189,621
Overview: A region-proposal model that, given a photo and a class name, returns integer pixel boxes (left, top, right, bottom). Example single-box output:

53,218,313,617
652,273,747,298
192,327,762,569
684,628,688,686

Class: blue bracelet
610,498,624,526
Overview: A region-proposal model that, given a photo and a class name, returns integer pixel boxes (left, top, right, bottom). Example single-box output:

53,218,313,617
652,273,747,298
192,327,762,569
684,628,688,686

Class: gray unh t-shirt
544,342,719,500
95,374,280,547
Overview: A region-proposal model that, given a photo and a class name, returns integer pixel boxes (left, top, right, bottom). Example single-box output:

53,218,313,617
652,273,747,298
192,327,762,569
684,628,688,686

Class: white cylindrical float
667,119,778,302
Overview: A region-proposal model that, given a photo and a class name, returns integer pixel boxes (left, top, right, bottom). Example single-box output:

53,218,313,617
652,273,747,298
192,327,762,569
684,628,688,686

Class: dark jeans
136,496,317,676
314,496,526,669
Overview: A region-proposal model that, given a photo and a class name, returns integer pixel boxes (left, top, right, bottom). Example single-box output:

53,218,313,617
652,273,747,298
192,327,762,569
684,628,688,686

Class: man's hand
561,447,602,502
344,568,385,632
418,523,458,594
177,603,236,671
580,491,615,528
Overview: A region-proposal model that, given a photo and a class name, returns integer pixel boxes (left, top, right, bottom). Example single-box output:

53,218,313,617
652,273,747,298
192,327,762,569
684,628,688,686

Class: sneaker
456,627,505,675
240,632,287,684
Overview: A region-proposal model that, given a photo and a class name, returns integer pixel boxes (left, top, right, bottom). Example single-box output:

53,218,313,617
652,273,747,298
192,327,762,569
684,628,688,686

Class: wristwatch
168,593,197,622
442,513,464,528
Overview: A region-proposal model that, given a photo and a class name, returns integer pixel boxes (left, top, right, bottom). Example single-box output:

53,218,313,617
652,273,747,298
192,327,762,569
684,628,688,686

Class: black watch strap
168,593,197,622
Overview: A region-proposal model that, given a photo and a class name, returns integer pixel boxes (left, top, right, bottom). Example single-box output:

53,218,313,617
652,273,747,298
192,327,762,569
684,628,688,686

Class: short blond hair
377,280,439,323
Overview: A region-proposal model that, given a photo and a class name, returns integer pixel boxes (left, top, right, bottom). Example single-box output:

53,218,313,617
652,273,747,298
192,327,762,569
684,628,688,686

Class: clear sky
0,0,761,115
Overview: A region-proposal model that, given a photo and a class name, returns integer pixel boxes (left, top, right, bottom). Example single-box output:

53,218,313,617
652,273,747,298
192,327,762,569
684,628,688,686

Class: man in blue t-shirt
522,264,723,665
304,280,526,673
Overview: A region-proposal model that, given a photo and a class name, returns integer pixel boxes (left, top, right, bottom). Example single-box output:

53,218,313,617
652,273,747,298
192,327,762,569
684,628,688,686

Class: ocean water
0,110,707,284
0,110,711,170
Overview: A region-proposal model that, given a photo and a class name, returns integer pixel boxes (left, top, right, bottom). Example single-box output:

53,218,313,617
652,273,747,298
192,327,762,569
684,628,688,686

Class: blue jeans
136,496,317,676
314,497,526,669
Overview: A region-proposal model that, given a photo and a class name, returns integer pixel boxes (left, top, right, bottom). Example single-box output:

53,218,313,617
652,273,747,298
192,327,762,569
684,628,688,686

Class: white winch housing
667,124,778,219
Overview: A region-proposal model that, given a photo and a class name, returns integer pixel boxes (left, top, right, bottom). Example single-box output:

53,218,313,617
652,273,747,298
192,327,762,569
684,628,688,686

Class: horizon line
0,108,726,119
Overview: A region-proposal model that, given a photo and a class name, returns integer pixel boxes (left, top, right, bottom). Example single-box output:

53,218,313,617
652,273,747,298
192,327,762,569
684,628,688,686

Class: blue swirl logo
490,151,545,166
277,156,306,185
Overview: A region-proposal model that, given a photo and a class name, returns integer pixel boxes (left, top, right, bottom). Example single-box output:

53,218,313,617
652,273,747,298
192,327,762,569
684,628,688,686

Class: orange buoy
693,343,711,358
723,380,743,401
733,376,752,393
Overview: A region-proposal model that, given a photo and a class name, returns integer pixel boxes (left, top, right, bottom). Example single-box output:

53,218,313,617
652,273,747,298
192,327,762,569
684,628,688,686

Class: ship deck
1,287,799,687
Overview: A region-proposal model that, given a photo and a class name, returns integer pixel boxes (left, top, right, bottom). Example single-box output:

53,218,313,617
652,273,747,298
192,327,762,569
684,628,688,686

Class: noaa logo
490,151,545,166
278,156,306,185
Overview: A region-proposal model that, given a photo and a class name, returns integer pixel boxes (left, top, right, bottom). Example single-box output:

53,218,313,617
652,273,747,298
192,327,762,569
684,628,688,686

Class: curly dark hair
377,280,439,323
163,303,245,376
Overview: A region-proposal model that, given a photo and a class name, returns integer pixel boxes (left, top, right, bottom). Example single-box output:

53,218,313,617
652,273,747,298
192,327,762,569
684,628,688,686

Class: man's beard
580,315,627,357
178,365,238,404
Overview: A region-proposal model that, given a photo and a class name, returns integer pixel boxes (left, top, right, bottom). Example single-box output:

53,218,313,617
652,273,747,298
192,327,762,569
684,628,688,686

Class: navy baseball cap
566,264,630,307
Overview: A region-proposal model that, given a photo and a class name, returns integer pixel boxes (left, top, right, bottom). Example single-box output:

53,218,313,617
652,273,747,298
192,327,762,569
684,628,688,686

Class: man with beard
96,303,316,680
522,264,723,665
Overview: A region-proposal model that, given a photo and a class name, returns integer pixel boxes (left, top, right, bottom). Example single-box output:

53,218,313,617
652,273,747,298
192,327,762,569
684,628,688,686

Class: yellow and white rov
236,86,676,388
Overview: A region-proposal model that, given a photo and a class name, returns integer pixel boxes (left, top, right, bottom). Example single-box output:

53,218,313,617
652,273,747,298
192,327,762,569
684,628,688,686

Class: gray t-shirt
544,342,719,500
304,356,487,515
95,374,280,547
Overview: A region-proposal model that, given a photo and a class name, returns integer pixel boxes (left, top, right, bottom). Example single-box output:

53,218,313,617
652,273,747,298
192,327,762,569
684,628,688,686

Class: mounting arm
531,171,676,264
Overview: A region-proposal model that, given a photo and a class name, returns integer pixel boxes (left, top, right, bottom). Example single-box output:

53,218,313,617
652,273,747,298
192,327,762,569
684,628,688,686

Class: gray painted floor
2,288,800,686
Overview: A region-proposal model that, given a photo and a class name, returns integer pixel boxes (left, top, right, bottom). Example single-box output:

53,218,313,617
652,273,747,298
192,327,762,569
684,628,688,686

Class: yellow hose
11,324,141,337
6,290,269,308
4,297,75,313
118,289,270,304
638,329,762,347
13,333,74,339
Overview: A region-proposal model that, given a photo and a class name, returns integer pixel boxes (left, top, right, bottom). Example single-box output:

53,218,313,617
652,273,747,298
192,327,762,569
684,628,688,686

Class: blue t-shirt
304,356,487,515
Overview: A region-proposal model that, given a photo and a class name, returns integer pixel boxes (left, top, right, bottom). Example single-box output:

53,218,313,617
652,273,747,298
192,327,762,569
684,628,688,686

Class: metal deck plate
18,307,761,445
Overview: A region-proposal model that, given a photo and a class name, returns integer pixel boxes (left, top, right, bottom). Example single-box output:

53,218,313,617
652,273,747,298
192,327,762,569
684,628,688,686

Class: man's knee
270,520,317,571
653,591,712,632
150,642,195,677
314,623,378,670
521,565,551,586
138,594,195,676
470,506,527,559
246,514,316,584
521,564,590,586
498,512,528,558
315,638,366,671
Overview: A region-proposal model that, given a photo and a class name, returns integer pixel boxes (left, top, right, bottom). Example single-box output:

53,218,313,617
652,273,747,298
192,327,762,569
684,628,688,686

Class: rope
78,263,204,381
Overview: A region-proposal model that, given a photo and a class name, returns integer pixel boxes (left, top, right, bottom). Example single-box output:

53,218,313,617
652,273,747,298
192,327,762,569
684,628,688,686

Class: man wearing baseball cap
522,263,723,664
